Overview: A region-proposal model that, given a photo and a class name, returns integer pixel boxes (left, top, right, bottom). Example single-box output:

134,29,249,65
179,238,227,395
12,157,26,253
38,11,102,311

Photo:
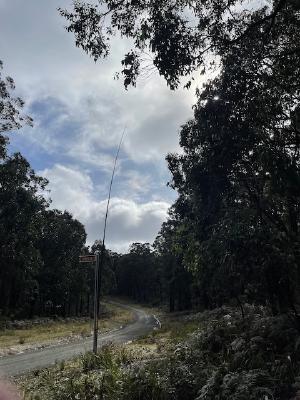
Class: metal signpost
79,253,99,353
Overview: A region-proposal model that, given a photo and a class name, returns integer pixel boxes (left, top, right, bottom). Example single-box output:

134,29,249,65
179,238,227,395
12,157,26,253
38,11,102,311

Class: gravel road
0,302,159,377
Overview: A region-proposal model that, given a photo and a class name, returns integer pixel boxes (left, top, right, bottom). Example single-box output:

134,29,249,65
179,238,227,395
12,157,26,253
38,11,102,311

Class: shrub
20,306,300,400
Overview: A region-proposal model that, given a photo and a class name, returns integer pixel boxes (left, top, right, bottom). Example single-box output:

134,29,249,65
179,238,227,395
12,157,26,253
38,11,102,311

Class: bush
20,306,300,400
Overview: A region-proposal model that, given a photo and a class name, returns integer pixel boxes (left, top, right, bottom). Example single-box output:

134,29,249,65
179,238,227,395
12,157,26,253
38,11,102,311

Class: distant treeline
108,243,193,312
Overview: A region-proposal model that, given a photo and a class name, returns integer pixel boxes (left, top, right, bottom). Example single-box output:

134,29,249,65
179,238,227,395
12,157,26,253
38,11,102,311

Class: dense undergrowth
19,305,300,400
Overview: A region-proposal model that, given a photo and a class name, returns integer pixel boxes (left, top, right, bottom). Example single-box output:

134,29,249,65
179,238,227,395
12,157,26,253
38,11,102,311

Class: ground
13,304,300,400
14,306,201,399
0,303,133,357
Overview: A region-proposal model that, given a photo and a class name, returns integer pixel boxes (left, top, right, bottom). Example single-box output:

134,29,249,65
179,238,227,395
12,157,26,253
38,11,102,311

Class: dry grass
0,303,133,350
0,321,89,348
15,306,205,399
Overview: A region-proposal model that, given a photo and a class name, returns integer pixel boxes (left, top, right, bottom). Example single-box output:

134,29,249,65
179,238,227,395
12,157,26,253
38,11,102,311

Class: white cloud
2,0,194,247
41,164,96,220
40,164,170,252
0,0,197,166
121,170,152,195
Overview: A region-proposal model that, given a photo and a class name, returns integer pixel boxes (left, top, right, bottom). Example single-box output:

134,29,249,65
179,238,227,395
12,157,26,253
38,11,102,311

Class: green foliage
134,307,300,399
37,209,87,317
0,163,87,318
0,61,88,319
158,0,300,315
60,0,299,89
0,151,48,317
113,243,161,304
22,345,131,400
20,307,300,400
109,238,194,312
0,60,33,135
60,0,300,320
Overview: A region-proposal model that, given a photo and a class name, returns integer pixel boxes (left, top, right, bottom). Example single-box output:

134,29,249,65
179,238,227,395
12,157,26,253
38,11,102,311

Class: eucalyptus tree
0,61,43,316
0,153,48,316
166,28,300,314
0,60,33,157
37,210,87,316
154,210,193,311
0,61,89,317
114,243,157,302
60,0,300,89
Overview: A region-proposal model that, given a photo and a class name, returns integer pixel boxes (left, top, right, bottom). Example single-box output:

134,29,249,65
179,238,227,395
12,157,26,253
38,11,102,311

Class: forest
1,0,300,398
2,0,300,320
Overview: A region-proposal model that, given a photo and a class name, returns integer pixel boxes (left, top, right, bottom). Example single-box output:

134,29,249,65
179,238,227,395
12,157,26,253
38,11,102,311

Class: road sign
79,255,96,263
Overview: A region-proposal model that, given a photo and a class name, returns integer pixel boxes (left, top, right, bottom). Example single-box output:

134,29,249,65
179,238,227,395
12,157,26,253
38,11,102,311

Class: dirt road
0,303,159,376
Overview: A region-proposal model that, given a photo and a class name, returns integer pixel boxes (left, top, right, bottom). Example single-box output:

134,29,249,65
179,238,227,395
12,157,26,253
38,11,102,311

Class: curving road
0,303,159,377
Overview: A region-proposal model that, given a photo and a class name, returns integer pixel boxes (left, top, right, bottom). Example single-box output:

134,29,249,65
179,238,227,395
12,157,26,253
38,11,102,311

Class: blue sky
0,0,200,252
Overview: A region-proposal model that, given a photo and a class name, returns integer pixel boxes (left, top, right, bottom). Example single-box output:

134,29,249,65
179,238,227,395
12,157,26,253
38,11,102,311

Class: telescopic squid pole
93,128,125,353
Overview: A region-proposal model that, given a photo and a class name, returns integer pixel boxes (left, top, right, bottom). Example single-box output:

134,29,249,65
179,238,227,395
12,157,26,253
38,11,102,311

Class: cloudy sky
0,0,200,252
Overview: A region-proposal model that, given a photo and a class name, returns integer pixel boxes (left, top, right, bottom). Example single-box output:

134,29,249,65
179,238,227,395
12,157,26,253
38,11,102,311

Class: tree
113,242,163,304
0,153,48,317
0,60,33,156
59,0,300,320
0,61,90,319
154,213,193,311
37,210,87,316
91,240,117,296
59,0,300,89
166,27,300,314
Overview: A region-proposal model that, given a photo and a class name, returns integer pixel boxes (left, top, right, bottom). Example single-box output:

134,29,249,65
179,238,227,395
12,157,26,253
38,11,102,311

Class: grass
126,309,202,360
14,306,300,400
0,303,133,350
139,312,201,342
16,346,135,400
15,308,204,400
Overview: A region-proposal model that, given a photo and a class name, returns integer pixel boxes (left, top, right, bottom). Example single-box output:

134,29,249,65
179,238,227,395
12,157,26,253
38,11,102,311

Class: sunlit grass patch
16,311,203,400
0,302,133,350
0,320,91,349
136,312,202,345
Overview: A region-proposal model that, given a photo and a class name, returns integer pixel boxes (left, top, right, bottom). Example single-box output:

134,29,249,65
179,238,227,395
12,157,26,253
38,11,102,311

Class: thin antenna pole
96,128,125,320
102,128,125,250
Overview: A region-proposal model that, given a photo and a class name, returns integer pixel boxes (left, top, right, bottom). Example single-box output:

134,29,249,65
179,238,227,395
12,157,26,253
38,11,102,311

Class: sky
0,0,200,252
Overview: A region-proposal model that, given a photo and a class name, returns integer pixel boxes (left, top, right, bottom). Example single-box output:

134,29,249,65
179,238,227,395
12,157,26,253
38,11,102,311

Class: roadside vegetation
17,305,300,400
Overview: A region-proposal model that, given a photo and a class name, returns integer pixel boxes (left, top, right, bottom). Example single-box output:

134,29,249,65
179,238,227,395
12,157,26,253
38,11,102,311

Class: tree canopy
60,0,300,88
